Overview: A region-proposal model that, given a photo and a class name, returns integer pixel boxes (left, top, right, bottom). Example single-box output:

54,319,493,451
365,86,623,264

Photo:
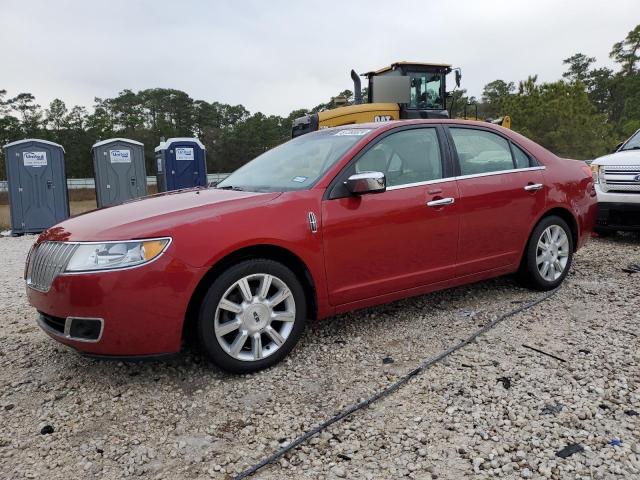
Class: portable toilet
2,139,69,235
91,138,147,208
155,137,207,192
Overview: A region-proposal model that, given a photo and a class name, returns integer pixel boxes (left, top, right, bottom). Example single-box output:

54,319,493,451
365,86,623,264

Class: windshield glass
408,72,444,110
621,130,640,151
217,128,372,192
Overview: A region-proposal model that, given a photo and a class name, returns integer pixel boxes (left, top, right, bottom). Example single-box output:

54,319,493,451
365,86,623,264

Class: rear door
17,147,58,230
322,126,459,305
446,126,546,276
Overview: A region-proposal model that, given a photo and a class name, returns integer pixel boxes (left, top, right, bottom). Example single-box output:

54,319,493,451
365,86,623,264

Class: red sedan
26,120,596,372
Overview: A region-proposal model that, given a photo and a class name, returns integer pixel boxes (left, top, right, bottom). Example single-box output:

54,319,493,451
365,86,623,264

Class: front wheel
519,216,574,291
197,259,307,373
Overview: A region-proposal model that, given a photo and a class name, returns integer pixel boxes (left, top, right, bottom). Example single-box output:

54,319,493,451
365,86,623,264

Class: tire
518,215,574,291
197,258,307,373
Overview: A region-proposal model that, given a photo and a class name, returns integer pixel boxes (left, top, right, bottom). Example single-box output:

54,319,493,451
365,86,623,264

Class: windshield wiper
622,146,640,151
217,185,244,191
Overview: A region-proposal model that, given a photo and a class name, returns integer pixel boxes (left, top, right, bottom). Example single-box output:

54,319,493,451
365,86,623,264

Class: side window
450,128,514,175
512,144,532,168
355,128,443,187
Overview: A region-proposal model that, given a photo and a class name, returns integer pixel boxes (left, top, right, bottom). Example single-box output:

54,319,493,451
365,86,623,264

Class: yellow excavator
291,61,510,137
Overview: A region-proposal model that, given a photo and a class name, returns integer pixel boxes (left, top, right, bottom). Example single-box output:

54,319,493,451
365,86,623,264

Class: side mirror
614,141,624,152
455,69,462,88
345,171,386,195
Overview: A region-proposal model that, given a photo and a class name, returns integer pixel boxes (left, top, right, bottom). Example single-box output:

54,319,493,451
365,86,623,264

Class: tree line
1,25,638,180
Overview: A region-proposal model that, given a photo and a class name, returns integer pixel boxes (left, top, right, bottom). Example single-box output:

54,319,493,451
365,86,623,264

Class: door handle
524,183,544,191
426,197,455,207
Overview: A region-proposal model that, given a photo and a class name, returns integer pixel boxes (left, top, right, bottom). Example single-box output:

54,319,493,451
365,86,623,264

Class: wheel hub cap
243,302,270,333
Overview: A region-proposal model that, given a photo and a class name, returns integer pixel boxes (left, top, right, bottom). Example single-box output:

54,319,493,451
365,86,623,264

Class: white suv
590,129,640,233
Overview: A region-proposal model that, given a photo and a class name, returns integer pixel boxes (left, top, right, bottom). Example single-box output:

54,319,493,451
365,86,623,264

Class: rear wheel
197,259,307,373
519,215,573,291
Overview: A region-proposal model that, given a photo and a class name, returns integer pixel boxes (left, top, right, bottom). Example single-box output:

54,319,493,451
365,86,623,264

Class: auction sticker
176,147,194,161
292,176,307,183
109,149,132,163
334,129,371,136
23,151,47,167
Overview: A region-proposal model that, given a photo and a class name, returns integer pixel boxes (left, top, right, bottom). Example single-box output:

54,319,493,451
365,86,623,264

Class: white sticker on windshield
334,129,371,136
292,176,307,183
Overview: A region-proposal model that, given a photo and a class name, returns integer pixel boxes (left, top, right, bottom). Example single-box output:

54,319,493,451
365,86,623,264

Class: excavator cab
363,62,454,119
292,62,470,138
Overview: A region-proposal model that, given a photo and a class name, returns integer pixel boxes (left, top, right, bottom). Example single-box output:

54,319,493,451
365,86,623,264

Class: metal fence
0,174,230,192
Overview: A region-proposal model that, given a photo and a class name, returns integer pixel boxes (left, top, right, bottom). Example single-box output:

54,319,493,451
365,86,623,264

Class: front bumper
27,252,204,356
596,202,640,231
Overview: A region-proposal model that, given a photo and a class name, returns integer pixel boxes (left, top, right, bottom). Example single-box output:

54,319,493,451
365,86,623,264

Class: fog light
66,317,103,341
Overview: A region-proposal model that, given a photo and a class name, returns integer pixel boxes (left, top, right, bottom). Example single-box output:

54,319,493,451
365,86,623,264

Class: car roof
329,118,506,132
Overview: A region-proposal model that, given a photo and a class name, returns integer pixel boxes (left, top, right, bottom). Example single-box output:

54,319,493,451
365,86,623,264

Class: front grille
26,242,77,292
602,165,640,193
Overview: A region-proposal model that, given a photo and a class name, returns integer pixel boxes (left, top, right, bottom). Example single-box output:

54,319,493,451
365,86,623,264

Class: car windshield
217,128,372,192
620,130,640,151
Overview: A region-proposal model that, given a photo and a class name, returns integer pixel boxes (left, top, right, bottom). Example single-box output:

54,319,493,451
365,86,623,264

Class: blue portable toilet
3,139,70,234
155,137,207,192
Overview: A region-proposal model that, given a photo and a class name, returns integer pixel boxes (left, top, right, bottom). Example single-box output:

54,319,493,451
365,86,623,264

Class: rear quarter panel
542,157,596,249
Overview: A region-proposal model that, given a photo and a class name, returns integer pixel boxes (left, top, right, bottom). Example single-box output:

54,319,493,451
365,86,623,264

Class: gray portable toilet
2,139,69,235
91,138,147,208
155,137,207,192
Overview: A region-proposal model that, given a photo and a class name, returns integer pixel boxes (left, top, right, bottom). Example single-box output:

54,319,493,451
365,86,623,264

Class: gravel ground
0,233,638,480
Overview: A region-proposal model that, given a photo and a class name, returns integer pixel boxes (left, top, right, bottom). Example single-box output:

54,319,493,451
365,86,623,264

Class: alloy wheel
536,225,570,282
214,273,296,362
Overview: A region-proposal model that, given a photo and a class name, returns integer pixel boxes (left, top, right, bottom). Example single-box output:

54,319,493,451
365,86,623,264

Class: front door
447,126,546,275
104,147,139,205
17,148,59,230
172,144,198,189
322,127,459,306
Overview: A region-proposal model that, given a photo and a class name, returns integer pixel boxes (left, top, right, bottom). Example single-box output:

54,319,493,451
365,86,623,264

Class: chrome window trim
384,166,546,191
386,177,453,191
455,165,546,181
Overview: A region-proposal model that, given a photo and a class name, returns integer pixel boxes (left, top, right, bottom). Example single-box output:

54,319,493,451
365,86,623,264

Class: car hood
592,149,640,165
39,188,281,242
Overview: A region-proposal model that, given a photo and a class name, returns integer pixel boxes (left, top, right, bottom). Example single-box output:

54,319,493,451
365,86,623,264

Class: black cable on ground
233,287,560,479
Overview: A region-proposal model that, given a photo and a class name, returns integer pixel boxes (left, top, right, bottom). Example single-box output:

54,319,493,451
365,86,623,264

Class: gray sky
1,0,638,116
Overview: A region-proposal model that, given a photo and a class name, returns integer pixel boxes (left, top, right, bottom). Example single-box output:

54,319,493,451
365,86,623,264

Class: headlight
65,238,171,272
590,164,600,184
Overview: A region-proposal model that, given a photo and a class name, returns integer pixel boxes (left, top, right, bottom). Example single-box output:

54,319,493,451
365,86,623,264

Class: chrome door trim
386,177,453,191
384,166,546,192
455,165,546,182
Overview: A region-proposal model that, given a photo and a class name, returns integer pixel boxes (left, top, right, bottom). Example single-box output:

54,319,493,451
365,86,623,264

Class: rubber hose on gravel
233,287,561,479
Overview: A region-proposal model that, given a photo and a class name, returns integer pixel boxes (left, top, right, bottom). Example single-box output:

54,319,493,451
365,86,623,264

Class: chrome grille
602,165,640,193
25,242,77,292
